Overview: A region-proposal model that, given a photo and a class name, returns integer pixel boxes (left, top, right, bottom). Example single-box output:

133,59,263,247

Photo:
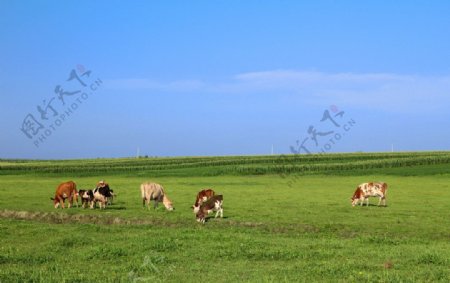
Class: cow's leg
216,208,223,218
153,200,158,209
214,209,220,218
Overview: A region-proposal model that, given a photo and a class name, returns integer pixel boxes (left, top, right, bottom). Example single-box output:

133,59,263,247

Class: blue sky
1,1,449,159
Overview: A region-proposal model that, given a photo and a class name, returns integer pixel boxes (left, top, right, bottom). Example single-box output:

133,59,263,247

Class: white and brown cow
96,180,112,204
78,189,94,208
141,182,174,211
51,181,78,209
196,195,223,224
91,186,113,209
192,189,215,213
351,182,388,207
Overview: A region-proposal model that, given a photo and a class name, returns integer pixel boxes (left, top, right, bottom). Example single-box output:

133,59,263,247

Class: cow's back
359,182,387,197
201,194,223,209
195,189,215,206
56,181,77,197
141,182,164,200
374,182,387,197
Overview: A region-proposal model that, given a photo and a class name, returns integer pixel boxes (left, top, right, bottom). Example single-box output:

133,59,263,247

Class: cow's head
82,190,94,200
351,187,362,206
163,195,174,211
51,197,60,208
191,205,200,214
196,211,206,224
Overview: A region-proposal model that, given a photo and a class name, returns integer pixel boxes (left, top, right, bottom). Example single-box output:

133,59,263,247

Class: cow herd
50,180,224,223
51,180,115,209
51,180,388,223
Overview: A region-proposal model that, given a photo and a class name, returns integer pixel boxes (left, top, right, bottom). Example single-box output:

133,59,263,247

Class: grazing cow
78,189,94,208
141,182,174,211
96,180,115,206
351,182,388,207
192,189,215,213
91,186,112,209
51,181,77,209
196,195,223,224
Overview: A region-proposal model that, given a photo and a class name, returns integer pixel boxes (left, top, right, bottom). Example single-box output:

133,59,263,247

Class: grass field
0,152,450,282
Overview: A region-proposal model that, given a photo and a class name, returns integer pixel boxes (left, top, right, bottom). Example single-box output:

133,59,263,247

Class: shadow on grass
104,206,127,210
354,204,388,207
203,216,228,223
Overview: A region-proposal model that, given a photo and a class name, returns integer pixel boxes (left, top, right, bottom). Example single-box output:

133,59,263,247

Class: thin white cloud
105,70,450,112
105,78,206,92
236,70,411,83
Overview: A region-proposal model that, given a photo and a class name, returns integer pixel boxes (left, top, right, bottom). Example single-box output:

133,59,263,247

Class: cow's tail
73,183,79,198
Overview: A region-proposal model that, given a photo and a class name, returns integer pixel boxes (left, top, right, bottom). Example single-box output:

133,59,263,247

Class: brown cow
192,189,215,213
196,195,223,224
51,181,77,209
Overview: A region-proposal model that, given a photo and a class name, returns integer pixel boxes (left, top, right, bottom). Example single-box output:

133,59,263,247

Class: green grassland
0,152,449,282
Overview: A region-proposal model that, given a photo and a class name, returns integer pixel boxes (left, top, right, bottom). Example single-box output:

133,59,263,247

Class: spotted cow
196,195,223,224
192,189,215,213
351,182,388,207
